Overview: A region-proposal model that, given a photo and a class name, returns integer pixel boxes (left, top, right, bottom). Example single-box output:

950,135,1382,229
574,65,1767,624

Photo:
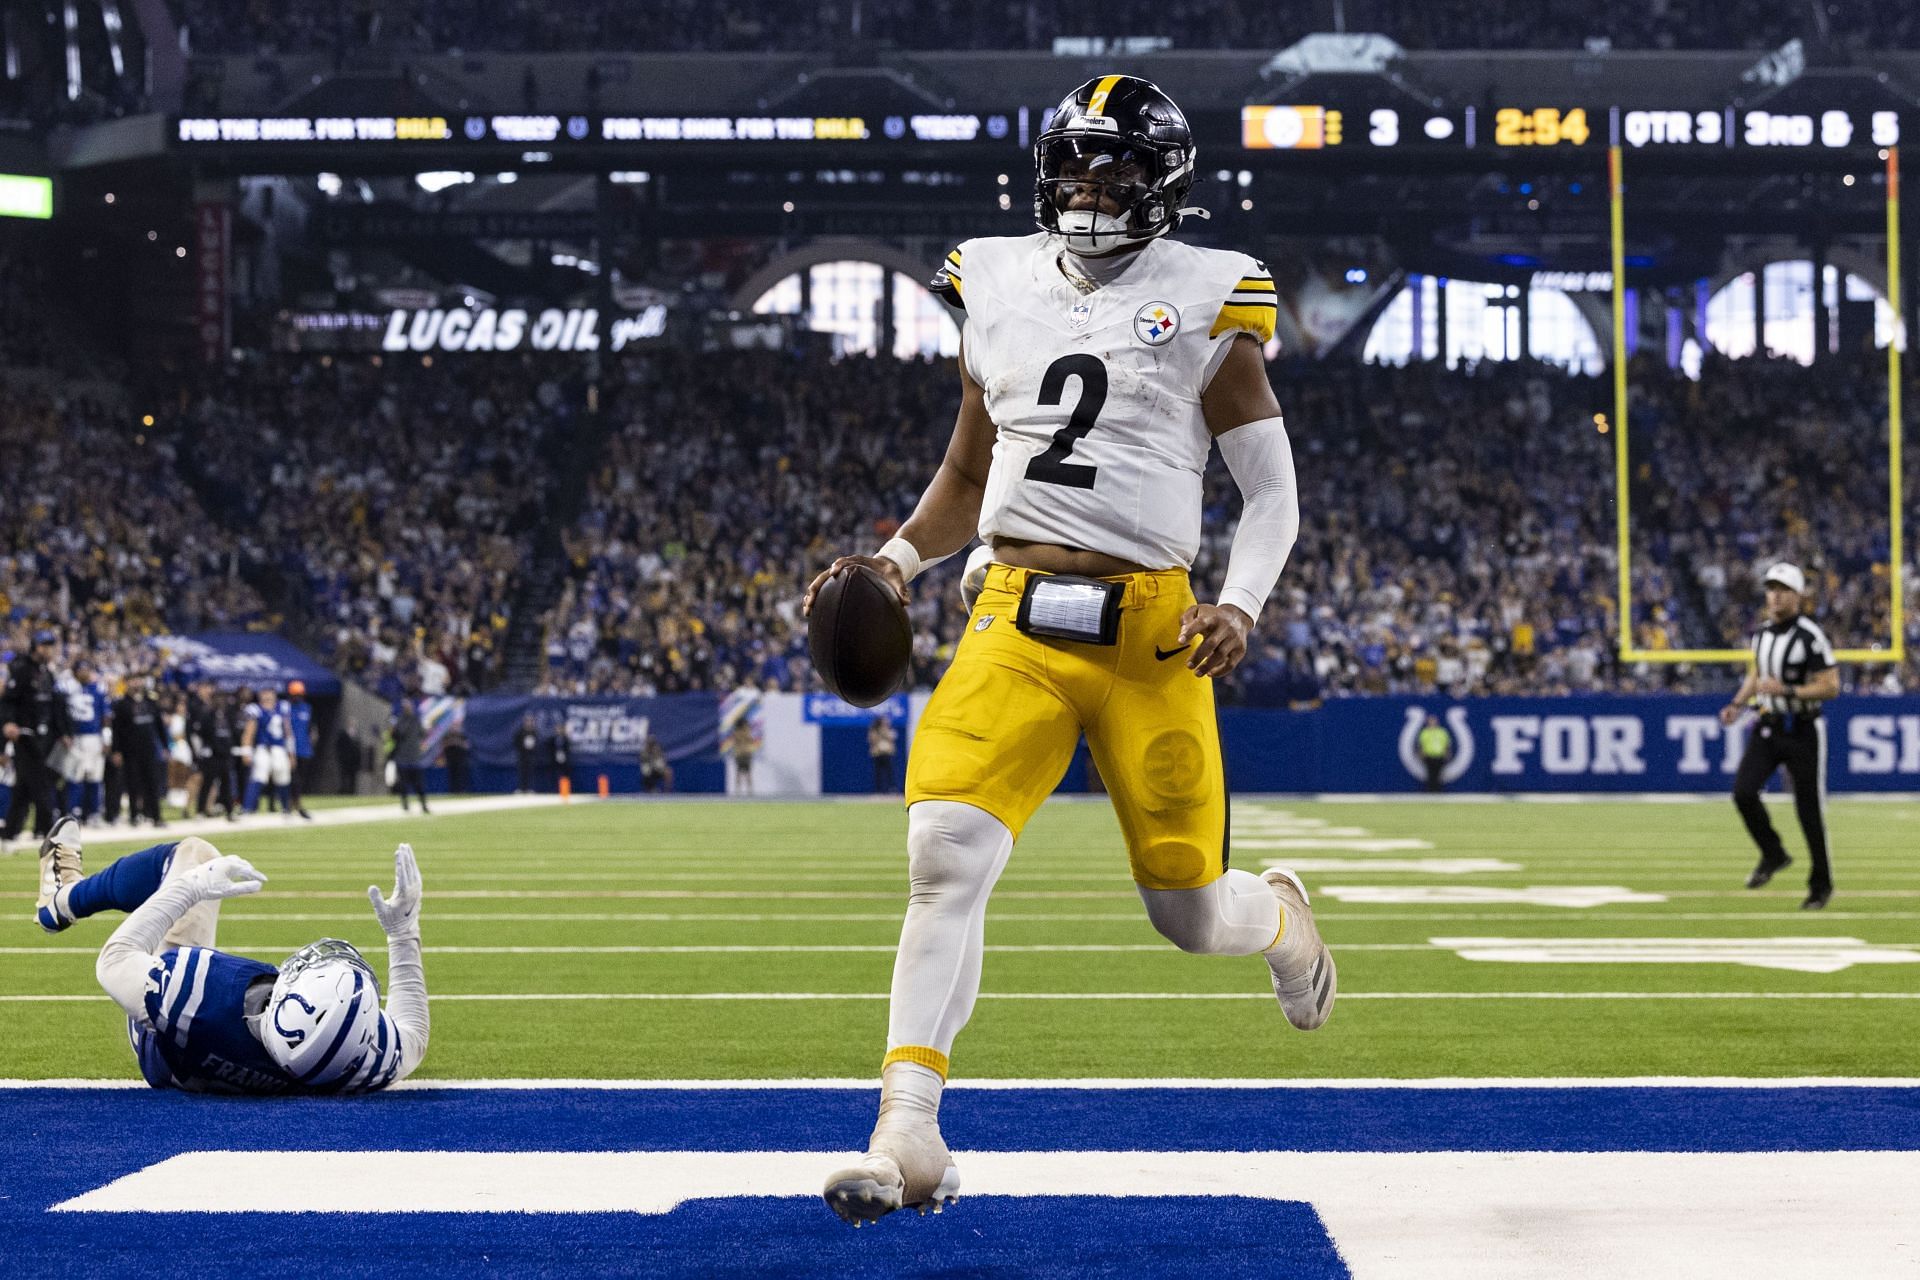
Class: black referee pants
1732,716,1832,895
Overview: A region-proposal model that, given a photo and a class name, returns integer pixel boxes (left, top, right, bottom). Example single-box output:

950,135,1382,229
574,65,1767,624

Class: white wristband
874,537,923,584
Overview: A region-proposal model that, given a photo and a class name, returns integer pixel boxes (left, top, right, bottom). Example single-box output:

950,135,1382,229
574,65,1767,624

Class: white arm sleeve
376,933,430,1086
1214,415,1299,625
96,875,204,1023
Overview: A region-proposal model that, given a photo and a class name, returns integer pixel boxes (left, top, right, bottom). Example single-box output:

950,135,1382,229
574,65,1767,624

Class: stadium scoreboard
171,102,1906,162
1239,104,1902,151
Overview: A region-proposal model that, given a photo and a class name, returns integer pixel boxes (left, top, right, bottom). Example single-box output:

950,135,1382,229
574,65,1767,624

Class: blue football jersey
135,946,406,1095
247,703,290,748
61,677,109,735
288,701,314,757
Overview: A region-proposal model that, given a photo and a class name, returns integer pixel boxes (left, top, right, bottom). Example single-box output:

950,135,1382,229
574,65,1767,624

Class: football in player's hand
808,564,912,707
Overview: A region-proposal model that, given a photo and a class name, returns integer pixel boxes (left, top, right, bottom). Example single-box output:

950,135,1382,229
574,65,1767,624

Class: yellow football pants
906,564,1229,890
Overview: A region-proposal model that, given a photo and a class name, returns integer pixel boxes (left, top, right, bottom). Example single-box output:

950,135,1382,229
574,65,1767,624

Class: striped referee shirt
1750,616,1836,716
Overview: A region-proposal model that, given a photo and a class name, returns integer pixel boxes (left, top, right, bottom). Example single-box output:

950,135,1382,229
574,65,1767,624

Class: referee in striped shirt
1719,563,1839,909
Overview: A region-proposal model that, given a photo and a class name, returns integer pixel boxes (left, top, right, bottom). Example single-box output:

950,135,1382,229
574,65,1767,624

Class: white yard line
75,794,585,847
5,1075,1918,1089
8,990,1917,1003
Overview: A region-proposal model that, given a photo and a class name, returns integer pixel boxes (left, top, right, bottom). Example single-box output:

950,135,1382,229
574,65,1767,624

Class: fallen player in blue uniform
34,817,429,1094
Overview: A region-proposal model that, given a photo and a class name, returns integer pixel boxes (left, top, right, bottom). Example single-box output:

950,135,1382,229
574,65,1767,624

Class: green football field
3,795,1916,1081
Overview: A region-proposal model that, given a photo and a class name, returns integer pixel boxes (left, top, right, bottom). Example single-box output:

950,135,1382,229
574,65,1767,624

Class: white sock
876,1061,944,1129
1138,869,1282,956
884,800,1014,1061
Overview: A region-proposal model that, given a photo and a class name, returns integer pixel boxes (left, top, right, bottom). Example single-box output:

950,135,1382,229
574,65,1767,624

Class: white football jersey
934,232,1275,570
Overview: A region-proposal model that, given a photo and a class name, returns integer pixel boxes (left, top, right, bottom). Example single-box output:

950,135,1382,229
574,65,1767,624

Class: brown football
808,564,912,707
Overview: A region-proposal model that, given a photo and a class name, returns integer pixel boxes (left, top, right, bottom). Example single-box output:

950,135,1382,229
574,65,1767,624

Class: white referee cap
1762,562,1806,594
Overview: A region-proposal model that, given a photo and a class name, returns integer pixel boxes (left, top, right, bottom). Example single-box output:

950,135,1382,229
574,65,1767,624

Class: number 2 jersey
933,232,1276,570
133,945,408,1094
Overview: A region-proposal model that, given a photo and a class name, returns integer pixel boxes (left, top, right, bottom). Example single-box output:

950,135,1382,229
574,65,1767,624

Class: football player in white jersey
805,75,1328,1225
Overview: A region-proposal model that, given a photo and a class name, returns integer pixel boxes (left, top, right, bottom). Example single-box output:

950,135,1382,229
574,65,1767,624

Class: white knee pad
906,800,1013,902
1139,870,1282,957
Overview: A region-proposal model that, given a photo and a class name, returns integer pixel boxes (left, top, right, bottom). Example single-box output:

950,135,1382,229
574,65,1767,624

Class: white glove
958,544,995,613
185,855,269,901
368,843,422,940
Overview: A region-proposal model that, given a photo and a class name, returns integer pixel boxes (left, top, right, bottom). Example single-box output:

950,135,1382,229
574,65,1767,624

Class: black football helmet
1035,75,1197,255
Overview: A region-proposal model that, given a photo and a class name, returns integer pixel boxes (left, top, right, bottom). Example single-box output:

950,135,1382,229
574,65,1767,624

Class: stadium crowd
179,356,574,700
0,381,264,676
159,0,1920,57
539,350,962,697
534,351,1918,706
3,296,1914,715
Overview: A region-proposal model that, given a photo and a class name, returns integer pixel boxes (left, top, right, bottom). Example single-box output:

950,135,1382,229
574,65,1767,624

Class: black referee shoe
1801,890,1832,911
1745,856,1792,889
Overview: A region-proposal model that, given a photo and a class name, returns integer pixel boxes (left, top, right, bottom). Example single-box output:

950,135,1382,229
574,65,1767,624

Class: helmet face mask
1035,76,1196,256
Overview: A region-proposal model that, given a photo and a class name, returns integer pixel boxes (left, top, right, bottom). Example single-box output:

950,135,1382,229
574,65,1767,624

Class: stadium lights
0,174,51,219
415,171,475,193
496,172,518,184
103,192,114,204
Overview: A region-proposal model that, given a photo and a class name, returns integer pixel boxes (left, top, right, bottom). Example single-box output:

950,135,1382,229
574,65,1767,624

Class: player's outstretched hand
803,555,909,616
188,855,269,900
1178,603,1254,679
368,843,422,940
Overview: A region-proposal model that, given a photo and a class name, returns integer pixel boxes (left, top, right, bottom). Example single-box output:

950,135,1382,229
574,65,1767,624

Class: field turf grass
3,795,1916,1081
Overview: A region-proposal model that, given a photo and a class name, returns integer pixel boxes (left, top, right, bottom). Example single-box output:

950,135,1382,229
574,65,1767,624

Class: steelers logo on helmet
1134,301,1180,346
1035,75,1198,256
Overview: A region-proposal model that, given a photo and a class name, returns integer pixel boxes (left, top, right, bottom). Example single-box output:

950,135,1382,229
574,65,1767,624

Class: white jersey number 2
1025,354,1106,490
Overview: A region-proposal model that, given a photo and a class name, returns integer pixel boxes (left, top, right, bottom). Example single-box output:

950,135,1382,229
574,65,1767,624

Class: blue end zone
11,1200,1350,1280
7,1085,1917,1278
9,1086,1918,1159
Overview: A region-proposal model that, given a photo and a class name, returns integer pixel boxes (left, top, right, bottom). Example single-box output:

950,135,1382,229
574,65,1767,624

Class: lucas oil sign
381,305,667,353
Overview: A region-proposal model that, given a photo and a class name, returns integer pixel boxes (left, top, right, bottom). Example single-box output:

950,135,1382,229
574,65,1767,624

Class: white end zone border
6,1076,1920,1089
49,1149,1920,1279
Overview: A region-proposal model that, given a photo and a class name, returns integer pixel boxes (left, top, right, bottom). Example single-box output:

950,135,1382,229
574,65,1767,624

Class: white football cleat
1262,868,1336,1031
35,816,85,934
823,1115,960,1226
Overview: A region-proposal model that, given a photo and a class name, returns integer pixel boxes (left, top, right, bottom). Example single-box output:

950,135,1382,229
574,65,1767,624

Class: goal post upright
1884,145,1906,666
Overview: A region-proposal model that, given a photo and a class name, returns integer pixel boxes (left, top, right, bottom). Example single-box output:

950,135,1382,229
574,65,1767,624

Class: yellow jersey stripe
1210,302,1277,342
1087,74,1124,117
947,249,963,268
1232,277,1276,292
